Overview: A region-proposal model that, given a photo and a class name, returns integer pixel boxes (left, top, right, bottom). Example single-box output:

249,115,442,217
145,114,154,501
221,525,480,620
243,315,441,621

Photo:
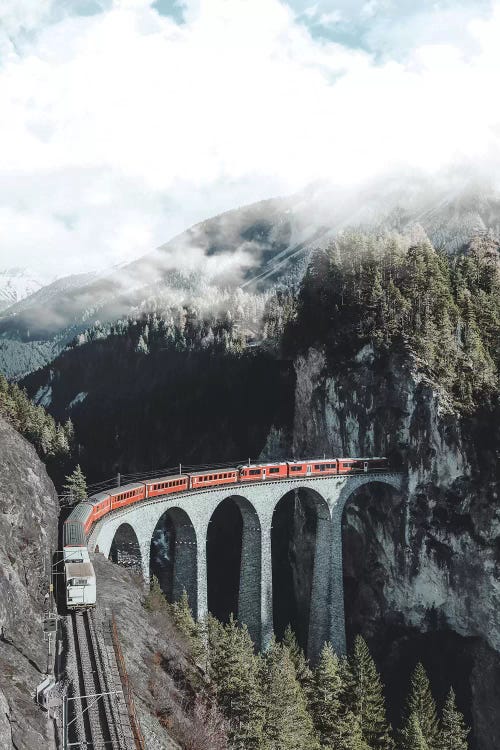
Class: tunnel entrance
109,523,142,572
272,488,330,656
150,508,197,611
207,496,261,641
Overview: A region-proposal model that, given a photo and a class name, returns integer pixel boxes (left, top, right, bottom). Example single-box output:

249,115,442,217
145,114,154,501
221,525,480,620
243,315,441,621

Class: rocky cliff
0,415,59,749
291,346,499,750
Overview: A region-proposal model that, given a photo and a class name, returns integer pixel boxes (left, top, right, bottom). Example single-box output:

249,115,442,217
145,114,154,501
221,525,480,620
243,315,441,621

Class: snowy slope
0,268,43,313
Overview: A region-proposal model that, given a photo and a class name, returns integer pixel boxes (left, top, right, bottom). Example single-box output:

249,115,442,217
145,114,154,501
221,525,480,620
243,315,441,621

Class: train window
249,469,260,476
269,467,279,473
290,466,302,472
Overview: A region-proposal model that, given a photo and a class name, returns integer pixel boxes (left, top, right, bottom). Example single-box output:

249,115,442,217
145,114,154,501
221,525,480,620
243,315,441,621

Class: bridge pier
328,507,347,655
307,509,333,662
138,538,151,586
196,533,208,622
260,521,274,651
237,501,262,646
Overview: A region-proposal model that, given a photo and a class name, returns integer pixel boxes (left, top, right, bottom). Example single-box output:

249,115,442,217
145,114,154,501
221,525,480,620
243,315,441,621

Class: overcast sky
1,0,499,278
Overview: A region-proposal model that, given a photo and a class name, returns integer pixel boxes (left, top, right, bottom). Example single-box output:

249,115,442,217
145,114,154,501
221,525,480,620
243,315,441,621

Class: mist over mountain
2,177,500,380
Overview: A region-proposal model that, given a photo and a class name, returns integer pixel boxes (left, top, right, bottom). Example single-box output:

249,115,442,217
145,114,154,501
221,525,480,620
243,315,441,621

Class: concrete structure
89,473,404,659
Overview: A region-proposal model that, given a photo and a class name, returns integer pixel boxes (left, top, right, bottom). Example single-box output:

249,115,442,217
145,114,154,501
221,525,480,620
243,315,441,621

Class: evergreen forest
144,580,470,750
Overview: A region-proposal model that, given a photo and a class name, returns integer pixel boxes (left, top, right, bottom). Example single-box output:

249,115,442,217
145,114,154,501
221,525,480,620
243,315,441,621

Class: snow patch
68,392,88,410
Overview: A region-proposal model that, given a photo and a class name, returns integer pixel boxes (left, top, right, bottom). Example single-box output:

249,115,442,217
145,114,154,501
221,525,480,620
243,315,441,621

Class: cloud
0,0,500,277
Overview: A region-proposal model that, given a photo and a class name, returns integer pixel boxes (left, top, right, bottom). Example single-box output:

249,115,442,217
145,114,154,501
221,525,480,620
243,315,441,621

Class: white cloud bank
1,0,500,276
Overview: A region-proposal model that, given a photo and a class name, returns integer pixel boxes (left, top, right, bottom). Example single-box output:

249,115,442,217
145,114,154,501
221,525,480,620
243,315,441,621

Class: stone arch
271,486,331,661
150,507,197,613
109,522,142,573
330,474,406,654
206,495,261,644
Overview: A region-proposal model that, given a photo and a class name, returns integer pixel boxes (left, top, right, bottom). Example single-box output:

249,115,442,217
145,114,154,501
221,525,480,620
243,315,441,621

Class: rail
67,610,136,749
110,612,145,750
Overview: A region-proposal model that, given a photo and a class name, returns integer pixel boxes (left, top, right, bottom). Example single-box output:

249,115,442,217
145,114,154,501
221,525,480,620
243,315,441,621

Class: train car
88,491,111,522
307,459,338,475
239,463,288,481
63,502,95,544
64,545,96,609
146,474,189,498
364,457,388,471
188,468,238,490
286,460,311,477
109,482,146,510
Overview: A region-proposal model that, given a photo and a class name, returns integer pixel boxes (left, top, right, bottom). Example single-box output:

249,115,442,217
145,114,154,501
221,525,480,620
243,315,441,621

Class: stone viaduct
88,472,404,660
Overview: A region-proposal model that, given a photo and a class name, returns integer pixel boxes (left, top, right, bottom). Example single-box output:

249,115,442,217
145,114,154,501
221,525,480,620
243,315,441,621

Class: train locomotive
63,456,388,609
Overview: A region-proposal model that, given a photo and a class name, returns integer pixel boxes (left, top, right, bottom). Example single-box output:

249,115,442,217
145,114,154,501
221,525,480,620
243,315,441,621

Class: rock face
0,416,59,749
291,346,499,750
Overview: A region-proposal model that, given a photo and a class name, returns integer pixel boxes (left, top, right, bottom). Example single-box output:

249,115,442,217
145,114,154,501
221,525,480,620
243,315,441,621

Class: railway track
67,610,135,749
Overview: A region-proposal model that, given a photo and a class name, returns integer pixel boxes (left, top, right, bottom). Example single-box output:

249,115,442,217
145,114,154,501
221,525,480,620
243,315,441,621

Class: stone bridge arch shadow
271,487,331,663
206,495,261,645
150,507,197,614
109,522,142,574
333,476,406,655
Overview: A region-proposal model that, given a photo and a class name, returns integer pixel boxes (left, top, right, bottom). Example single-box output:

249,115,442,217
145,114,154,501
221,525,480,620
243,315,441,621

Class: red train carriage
89,491,111,521
239,463,288,481
146,474,188,498
109,482,146,510
337,459,357,474
307,459,338,475
286,460,310,477
188,468,238,489
337,458,388,473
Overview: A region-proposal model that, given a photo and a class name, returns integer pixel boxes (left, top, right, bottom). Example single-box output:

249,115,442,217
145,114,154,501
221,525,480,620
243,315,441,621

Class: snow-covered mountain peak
0,268,44,313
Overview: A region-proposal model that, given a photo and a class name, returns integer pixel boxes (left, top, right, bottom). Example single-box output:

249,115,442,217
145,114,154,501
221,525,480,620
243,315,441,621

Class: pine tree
437,688,469,750
350,636,394,749
170,589,205,663
398,713,429,750
310,642,367,750
208,615,264,750
282,625,313,695
261,637,319,750
403,664,439,750
144,575,169,613
63,464,88,502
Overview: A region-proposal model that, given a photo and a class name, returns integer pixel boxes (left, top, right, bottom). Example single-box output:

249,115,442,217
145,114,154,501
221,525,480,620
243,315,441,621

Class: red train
63,457,388,547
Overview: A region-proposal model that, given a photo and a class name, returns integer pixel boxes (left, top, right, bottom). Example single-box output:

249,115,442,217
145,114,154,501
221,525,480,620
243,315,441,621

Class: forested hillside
281,231,500,410
143,578,470,750
0,374,75,483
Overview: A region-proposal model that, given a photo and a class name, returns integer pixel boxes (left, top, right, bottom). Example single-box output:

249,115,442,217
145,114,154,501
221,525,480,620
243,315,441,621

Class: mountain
0,195,329,379
2,178,500,382
0,268,43,313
